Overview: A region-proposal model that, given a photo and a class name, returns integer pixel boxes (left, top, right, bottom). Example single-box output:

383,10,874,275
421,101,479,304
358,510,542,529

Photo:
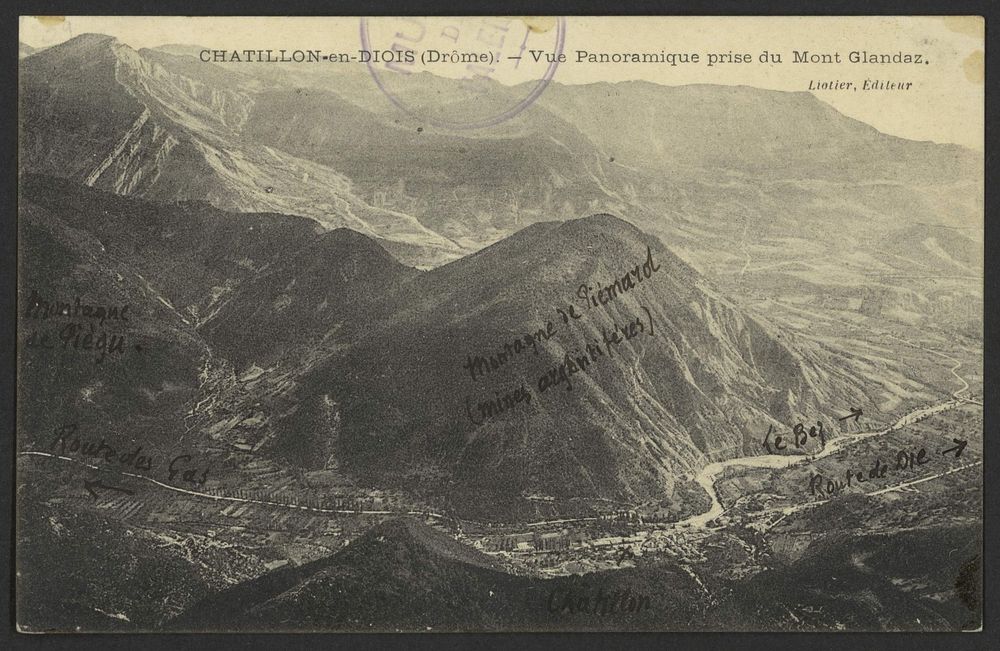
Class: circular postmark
359,17,567,130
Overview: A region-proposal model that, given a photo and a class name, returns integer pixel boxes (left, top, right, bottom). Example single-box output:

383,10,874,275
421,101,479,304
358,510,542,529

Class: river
675,396,971,529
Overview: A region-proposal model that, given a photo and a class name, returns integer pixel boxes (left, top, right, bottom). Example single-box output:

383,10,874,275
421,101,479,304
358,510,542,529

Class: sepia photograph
14,14,985,634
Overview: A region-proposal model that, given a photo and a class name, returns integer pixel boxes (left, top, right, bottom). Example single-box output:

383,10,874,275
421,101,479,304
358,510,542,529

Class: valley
16,382,982,630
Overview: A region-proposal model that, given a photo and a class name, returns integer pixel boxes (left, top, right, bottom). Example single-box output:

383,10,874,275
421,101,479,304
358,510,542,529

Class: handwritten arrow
941,439,968,459
83,479,134,500
838,407,863,423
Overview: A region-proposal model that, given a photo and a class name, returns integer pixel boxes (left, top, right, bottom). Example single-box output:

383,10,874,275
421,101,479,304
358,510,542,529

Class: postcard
16,15,984,632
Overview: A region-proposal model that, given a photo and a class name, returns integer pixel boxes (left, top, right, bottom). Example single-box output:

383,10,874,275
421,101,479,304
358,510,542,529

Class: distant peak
573,212,630,226
150,43,211,58
557,212,644,237
29,32,123,60
61,32,119,46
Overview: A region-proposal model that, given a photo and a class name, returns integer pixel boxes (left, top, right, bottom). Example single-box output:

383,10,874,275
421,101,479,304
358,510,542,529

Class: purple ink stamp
359,17,567,130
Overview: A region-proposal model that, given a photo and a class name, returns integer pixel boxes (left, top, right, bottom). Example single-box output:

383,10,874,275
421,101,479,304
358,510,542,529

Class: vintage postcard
16,15,984,632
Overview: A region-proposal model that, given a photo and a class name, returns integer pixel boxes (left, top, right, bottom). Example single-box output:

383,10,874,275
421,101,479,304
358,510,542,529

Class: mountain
528,82,982,279
20,174,325,320
17,174,409,453
16,477,268,631
241,213,873,519
170,517,710,631
18,34,464,266
237,75,625,249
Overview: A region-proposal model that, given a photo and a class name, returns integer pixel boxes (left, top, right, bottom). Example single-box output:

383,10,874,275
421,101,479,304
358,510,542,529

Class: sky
19,15,984,150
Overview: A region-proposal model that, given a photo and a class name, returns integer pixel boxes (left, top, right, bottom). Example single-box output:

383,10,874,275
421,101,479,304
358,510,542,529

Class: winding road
16,450,451,521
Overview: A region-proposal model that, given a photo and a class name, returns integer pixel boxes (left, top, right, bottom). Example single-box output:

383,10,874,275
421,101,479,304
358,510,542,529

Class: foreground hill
170,518,709,631
168,515,979,632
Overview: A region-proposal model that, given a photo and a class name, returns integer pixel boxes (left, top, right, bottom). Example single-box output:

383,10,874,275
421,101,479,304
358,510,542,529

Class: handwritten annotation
22,289,131,364
462,246,662,426
47,424,213,487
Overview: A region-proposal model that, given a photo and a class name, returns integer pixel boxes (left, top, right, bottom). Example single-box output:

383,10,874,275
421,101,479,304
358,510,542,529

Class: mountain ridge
19,34,465,266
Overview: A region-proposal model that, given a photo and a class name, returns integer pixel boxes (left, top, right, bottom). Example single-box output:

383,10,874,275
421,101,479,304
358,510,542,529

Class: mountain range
20,34,982,284
248,213,875,518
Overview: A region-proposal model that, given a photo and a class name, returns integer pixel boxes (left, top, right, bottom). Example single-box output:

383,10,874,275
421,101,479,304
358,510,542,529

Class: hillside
252,213,873,519
199,227,419,366
170,512,978,632
18,186,207,448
